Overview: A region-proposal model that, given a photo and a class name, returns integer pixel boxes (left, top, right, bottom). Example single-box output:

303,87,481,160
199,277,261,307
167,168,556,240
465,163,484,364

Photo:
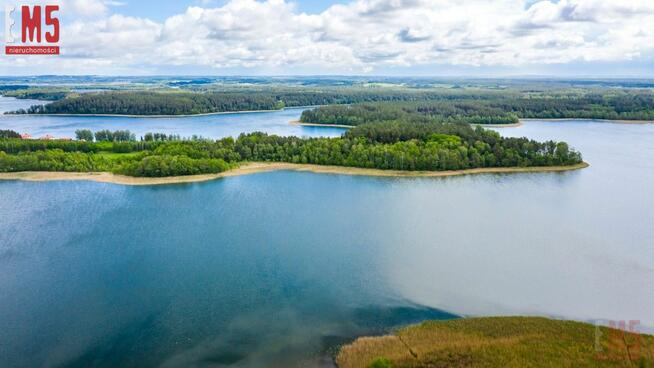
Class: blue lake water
1,98,653,367
0,96,346,139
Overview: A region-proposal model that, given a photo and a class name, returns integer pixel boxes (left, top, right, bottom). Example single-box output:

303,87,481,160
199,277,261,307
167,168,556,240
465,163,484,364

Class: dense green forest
0,130,21,139
0,123,582,177
301,101,520,126
6,89,475,115
8,87,652,122
300,92,654,126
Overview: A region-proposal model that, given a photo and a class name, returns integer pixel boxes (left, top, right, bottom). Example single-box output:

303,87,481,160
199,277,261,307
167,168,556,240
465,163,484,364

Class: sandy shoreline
289,120,353,128
0,162,589,186
473,121,523,128
3,108,308,119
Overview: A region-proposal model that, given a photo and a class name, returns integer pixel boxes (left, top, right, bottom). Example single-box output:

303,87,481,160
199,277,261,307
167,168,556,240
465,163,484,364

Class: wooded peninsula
0,121,583,179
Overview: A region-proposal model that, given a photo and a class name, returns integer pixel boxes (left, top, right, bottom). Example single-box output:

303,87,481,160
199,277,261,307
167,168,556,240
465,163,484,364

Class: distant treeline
1,88,71,101
301,92,654,125
0,123,582,177
7,89,520,116
0,130,21,139
10,88,652,123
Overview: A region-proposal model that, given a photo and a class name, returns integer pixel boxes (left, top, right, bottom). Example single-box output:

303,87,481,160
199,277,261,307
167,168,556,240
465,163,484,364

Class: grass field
336,317,653,368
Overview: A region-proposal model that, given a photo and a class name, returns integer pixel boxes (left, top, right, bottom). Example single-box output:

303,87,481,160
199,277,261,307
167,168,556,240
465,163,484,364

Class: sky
0,0,653,77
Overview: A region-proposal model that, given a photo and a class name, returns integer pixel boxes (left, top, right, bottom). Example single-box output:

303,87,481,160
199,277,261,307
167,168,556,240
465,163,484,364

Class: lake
0,96,346,139
0,101,653,367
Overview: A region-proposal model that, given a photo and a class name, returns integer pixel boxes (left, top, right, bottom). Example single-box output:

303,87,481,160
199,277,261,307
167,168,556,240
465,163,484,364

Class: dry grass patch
336,336,416,368
336,317,654,368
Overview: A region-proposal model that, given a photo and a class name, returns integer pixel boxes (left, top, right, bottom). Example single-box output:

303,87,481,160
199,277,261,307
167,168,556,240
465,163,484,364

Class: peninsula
0,121,584,182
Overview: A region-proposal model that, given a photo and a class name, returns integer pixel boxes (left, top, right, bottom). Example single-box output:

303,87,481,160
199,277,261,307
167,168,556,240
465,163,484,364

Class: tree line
8,88,652,122
1,88,70,101
0,124,582,177
300,92,654,125
5,88,535,116
301,102,520,126
0,130,20,139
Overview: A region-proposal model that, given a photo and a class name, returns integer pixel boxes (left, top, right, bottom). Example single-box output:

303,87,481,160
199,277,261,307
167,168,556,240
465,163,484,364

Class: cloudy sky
1,0,653,76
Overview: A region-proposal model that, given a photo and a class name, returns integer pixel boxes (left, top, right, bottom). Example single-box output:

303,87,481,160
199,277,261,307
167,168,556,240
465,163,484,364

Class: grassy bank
337,317,653,368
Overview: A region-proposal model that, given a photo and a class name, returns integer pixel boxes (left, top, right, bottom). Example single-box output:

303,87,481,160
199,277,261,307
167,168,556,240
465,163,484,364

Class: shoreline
289,120,353,128
294,118,653,129
0,162,589,186
1,107,314,119
521,118,654,124
472,121,523,128
294,121,525,128
5,107,652,124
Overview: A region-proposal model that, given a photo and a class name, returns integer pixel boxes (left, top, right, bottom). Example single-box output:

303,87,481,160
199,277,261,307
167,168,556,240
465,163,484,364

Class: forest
0,123,582,177
300,92,654,126
0,130,21,139
7,87,652,123
301,101,520,126
6,89,462,115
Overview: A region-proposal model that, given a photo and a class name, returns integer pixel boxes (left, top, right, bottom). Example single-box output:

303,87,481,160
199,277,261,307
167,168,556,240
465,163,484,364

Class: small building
20,133,32,139
40,134,55,140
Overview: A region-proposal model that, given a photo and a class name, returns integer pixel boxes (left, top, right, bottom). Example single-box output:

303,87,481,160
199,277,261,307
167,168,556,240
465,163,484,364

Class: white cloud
65,0,108,16
1,0,653,74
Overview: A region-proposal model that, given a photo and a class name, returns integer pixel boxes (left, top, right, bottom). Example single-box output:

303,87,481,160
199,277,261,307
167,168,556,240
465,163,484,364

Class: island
0,122,585,184
299,95,654,127
337,316,653,368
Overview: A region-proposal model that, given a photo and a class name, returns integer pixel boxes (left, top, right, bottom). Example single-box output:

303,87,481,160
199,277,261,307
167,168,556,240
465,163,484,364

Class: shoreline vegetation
0,161,589,186
292,120,532,129
290,119,654,131
336,316,653,368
